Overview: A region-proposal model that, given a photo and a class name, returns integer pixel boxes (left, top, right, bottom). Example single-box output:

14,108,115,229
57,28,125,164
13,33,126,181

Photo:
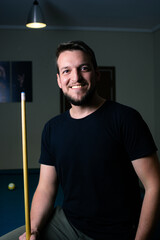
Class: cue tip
21,92,26,101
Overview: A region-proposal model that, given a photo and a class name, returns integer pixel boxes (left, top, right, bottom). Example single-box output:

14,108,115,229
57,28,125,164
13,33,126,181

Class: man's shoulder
104,101,138,116
44,111,69,129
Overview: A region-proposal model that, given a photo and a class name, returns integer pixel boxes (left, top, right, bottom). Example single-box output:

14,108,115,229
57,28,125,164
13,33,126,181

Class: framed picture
0,62,10,102
12,61,32,102
60,66,116,113
0,61,32,103
96,66,115,101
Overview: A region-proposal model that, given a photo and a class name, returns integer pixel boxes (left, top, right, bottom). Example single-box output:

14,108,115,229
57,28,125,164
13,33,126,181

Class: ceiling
0,0,160,32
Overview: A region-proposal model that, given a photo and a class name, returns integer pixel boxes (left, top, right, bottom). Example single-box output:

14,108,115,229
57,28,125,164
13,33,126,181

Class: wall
0,29,156,169
154,30,160,157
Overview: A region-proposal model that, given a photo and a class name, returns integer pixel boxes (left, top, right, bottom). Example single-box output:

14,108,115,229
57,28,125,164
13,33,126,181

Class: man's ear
57,73,62,89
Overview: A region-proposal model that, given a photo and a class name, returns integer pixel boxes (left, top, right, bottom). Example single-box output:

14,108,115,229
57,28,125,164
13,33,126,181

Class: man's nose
71,68,81,81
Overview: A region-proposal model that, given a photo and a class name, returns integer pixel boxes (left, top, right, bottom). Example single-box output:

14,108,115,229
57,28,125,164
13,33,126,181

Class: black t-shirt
39,101,157,240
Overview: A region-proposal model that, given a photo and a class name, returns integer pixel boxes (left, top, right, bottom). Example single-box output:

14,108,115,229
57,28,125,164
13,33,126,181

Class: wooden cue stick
21,92,31,240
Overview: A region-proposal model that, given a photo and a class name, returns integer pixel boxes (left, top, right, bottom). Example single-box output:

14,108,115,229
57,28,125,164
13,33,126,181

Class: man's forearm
30,185,56,233
135,187,160,240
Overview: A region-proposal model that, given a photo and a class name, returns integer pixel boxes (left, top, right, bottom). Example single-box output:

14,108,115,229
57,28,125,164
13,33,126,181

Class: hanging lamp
26,0,46,29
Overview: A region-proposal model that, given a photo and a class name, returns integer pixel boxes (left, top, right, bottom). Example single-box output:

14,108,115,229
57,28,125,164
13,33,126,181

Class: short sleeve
121,109,157,161
39,122,56,166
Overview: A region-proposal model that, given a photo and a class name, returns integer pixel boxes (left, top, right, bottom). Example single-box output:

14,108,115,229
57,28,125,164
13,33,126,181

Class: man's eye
62,69,69,74
81,66,90,71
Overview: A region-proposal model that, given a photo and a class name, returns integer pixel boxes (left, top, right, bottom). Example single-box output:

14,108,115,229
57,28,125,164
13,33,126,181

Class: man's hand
19,230,39,240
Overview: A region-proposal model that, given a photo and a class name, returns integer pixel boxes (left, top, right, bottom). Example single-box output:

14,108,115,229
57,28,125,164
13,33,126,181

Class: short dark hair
56,40,97,73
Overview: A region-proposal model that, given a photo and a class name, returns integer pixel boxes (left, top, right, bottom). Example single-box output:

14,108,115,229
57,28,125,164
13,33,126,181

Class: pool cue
21,92,31,240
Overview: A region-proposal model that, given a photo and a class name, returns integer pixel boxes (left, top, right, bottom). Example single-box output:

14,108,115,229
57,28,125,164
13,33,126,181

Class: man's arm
132,153,160,240
19,164,59,240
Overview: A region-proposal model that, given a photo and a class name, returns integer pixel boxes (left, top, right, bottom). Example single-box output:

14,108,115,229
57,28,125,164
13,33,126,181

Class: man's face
57,50,99,106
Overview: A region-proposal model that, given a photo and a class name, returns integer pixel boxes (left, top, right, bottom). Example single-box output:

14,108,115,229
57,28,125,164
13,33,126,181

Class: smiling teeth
72,85,82,88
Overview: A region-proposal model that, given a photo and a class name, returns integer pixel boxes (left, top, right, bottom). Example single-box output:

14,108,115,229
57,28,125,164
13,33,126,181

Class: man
2,40,160,240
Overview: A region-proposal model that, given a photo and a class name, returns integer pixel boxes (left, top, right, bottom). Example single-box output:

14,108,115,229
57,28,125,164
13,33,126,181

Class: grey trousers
0,206,93,240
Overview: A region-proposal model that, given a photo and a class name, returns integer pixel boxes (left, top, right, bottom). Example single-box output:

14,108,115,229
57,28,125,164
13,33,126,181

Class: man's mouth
70,83,87,89
71,85,82,89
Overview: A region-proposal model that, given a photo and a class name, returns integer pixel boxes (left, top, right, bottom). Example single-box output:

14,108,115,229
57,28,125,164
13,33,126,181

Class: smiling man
57,50,98,107
56,43,105,119
2,40,160,240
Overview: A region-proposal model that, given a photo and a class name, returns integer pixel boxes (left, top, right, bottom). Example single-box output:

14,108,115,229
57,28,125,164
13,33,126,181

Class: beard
64,86,96,106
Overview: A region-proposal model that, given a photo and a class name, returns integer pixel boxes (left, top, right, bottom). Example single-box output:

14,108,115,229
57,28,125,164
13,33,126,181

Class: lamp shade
26,0,46,28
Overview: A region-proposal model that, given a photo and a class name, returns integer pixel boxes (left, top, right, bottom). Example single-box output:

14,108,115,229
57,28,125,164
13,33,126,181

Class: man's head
56,40,97,74
56,40,99,106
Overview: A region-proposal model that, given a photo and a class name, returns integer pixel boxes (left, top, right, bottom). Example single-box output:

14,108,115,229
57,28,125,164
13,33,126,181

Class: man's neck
69,94,106,119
